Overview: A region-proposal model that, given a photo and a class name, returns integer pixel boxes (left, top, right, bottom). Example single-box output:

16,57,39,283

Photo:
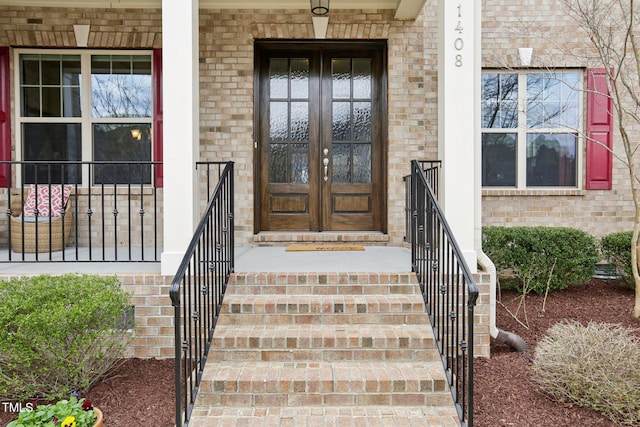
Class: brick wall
481,0,638,237
2,2,636,240
473,272,491,358
198,8,434,245
0,6,435,246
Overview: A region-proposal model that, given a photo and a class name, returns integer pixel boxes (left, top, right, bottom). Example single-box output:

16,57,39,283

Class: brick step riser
230,273,416,285
226,284,421,296
208,348,441,362
220,302,427,316
194,391,455,408
211,336,435,350
216,313,430,325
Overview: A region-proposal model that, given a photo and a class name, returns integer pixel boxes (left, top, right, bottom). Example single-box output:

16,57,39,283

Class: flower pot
93,407,103,427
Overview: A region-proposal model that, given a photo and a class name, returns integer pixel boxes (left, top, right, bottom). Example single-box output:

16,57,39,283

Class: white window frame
481,69,585,190
13,48,154,187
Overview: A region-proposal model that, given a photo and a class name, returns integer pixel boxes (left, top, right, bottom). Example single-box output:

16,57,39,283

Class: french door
255,41,386,232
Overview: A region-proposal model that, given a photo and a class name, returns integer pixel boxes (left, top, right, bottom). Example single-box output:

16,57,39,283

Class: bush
532,321,640,425
600,231,634,286
482,226,598,294
0,274,132,401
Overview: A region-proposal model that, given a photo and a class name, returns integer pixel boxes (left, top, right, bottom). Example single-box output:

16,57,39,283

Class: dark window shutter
0,47,11,187
585,68,613,190
153,48,163,187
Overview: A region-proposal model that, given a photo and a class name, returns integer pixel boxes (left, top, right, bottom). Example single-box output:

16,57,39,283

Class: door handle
323,158,329,181
323,148,329,182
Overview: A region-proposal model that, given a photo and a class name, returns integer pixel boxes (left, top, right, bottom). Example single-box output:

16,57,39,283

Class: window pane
332,59,351,99
482,133,517,187
290,143,309,184
353,102,371,142
93,123,152,184
21,55,40,85
22,87,41,117
332,102,350,141
42,87,61,117
353,59,372,99
527,73,580,129
62,85,82,117
353,143,371,183
290,102,309,142
482,73,518,128
269,58,288,99
22,123,82,184
20,54,81,118
41,55,61,85
133,56,152,75
91,55,152,118
290,59,309,99
526,133,577,186
332,143,350,183
269,143,287,183
269,102,288,141
62,58,81,86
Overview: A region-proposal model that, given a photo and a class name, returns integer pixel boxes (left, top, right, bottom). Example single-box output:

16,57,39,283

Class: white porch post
160,0,200,276
438,1,479,273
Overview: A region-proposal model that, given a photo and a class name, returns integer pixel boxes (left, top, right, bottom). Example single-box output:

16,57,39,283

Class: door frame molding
253,39,388,234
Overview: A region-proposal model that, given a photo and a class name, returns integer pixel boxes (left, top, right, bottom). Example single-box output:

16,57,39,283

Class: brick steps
197,361,451,406
221,294,427,314
209,324,440,362
191,271,459,426
218,294,429,325
228,272,419,295
189,406,461,427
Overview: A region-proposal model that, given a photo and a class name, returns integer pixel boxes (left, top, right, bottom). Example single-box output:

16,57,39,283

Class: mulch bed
0,358,175,427
474,278,640,427
1,279,638,426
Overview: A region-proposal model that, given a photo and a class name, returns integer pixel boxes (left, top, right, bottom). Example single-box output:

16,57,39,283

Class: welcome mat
285,244,365,252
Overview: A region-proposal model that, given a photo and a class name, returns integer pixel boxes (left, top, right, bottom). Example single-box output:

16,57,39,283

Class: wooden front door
256,41,387,232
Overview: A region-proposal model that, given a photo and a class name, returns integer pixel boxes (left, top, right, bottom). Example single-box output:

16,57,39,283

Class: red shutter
585,68,613,190
0,47,11,187
153,48,163,187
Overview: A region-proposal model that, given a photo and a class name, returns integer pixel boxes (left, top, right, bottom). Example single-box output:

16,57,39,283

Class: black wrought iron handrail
409,159,478,427
170,161,234,427
0,160,162,262
404,160,441,243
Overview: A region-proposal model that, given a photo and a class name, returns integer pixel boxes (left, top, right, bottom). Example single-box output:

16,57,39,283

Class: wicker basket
11,213,73,253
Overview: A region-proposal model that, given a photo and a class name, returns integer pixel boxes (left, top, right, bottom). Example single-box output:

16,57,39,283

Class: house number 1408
454,3,464,67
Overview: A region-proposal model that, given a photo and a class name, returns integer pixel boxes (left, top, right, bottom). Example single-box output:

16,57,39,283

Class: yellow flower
61,415,76,427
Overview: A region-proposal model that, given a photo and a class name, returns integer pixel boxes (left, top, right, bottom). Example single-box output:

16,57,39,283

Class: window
17,51,153,185
481,71,582,188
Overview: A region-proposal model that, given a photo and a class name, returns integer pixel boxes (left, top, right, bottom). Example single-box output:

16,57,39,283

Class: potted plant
6,396,102,427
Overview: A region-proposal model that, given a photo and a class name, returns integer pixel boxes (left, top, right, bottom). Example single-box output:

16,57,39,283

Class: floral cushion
22,184,72,217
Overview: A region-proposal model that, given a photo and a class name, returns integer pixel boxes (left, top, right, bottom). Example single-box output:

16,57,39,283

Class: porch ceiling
0,0,427,19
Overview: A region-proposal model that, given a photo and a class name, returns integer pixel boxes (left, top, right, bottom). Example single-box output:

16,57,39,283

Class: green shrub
600,231,634,286
532,321,640,425
0,274,132,401
482,226,598,294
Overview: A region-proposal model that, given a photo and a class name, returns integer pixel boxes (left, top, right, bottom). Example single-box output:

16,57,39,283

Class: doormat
285,244,365,252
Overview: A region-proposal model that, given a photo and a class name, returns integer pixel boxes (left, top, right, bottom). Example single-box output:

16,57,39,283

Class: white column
438,0,479,273
161,0,200,276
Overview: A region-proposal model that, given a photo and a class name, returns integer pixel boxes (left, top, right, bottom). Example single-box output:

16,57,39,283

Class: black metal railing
196,161,233,214
408,160,478,427
170,161,234,427
1,160,162,262
404,160,441,243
